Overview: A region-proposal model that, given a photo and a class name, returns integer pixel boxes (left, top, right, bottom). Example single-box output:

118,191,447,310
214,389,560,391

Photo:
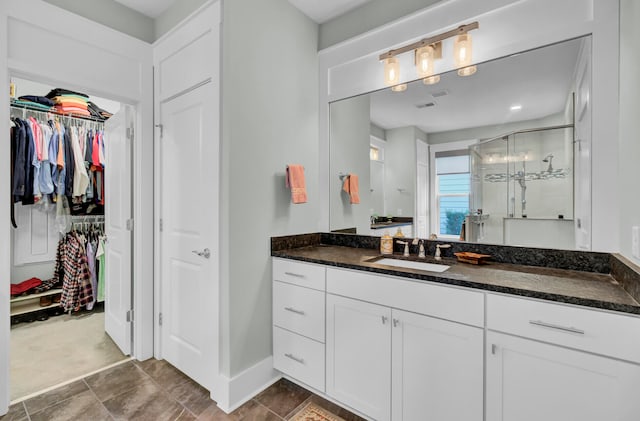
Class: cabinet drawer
487,294,640,363
274,281,325,342
273,258,325,291
273,327,325,392
327,268,484,327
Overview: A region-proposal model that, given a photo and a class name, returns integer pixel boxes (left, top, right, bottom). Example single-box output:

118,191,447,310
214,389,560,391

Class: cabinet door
486,332,640,421
391,309,483,421
326,294,391,421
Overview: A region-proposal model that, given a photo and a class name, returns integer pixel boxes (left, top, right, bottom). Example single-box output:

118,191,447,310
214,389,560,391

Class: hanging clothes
10,110,108,210
56,230,95,312
96,235,106,303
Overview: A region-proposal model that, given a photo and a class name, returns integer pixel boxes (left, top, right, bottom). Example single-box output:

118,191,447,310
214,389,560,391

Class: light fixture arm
378,22,479,61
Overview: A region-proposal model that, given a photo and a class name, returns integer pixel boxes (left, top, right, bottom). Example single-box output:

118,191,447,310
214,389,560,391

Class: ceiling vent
431,90,449,98
416,102,437,109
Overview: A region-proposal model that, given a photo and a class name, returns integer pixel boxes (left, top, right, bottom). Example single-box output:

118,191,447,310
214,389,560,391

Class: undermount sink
374,258,450,273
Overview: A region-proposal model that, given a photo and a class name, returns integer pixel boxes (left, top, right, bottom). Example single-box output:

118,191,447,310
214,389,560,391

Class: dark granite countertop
370,216,414,230
272,244,640,316
370,221,413,230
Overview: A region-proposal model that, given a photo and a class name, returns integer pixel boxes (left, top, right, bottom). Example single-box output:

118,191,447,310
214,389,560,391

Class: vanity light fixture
379,22,479,89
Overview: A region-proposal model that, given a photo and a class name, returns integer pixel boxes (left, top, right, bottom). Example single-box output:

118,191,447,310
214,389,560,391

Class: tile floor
1,359,366,421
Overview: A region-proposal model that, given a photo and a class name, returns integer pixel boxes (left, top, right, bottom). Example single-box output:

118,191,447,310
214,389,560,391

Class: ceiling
112,0,372,22
287,0,373,23
112,0,177,18
369,38,583,134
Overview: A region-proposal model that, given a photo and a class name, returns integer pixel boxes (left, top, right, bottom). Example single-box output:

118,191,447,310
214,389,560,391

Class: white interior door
370,160,385,215
104,106,133,355
416,140,429,239
574,39,591,250
160,82,218,390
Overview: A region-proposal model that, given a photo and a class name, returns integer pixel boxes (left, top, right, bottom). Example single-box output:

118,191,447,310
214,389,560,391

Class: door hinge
159,312,163,326
126,310,134,322
126,219,134,231
126,127,134,141
155,124,163,138
159,218,163,232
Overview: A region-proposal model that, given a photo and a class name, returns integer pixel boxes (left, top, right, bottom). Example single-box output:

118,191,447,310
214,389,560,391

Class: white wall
428,113,567,144
42,0,154,43
220,0,319,378
330,95,372,233
618,0,640,265
384,127,418,218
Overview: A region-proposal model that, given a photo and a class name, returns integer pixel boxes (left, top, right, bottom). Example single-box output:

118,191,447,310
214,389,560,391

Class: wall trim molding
214,357,281,413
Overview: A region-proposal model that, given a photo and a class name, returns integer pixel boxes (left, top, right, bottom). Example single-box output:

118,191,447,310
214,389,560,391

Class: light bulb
383,57,400,86
454,33,473,69
457,65,477,77
423,75,440,85
391,83,407,92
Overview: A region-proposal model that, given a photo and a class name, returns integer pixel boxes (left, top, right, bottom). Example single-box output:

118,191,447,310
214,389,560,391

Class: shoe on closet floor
39,295,53,307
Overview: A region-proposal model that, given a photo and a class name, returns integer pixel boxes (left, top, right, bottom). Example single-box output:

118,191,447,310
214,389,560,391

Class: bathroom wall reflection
469,124,574,249
329,35,589,250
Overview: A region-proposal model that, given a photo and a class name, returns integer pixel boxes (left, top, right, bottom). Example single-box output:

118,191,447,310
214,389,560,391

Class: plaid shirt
59,232,94,312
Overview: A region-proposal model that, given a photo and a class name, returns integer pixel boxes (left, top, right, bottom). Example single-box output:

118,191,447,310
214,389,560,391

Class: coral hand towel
343,173,360,204
286,164,307,204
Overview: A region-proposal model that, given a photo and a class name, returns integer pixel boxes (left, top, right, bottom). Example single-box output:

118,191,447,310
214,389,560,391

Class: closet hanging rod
70,215,105,221
9,101,107,124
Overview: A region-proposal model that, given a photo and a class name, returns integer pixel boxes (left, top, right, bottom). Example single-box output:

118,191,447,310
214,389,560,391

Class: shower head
542,154,554,172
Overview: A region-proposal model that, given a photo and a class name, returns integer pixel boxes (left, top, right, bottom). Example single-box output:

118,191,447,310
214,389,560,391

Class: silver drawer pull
529,320,585,335
284,353,305,364
284,271,305,278
284,307,305,316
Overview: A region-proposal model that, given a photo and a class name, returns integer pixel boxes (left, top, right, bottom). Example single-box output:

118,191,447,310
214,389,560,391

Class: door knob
192,248,211,259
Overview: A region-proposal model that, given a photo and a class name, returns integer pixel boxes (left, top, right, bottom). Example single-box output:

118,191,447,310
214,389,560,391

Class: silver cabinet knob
192,248,211,259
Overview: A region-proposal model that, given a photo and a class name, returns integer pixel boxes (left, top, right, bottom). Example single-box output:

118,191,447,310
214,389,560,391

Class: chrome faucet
435,244,451,260
396,240,410,257
418,240,426,258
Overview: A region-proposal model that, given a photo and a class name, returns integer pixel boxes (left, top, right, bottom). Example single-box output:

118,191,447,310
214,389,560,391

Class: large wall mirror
330,35,591,250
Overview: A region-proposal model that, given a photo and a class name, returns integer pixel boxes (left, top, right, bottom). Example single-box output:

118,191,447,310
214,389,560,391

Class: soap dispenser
380,231,393,255
394,227,404,238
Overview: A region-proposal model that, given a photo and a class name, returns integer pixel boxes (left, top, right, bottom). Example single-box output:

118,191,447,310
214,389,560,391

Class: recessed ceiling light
510,104,522,111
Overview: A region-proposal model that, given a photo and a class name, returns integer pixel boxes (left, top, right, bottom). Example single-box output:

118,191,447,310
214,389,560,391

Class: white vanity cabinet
391,308,483,421
273,256,640,421
272,258,326,391
326,268,484,421
326,294,392,421
486,294,640,421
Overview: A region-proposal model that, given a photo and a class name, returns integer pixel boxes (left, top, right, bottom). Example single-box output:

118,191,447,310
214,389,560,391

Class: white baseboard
213,356,281,413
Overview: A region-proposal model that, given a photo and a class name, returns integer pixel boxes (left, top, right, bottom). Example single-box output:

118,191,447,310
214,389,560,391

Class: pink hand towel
286,164,307,204
342,173,360,204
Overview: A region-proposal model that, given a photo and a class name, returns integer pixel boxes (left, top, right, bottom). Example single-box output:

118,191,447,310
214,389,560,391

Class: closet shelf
11,300,61,316
10,288,63,304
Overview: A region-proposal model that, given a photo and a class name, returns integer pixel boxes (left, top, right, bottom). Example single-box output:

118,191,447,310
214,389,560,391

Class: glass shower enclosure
468,124,575,248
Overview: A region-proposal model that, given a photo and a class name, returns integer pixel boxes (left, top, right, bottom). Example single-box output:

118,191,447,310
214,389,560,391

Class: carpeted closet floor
10,309,127,400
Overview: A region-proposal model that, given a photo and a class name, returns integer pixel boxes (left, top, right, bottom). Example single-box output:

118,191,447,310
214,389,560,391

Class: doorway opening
8,76,134,401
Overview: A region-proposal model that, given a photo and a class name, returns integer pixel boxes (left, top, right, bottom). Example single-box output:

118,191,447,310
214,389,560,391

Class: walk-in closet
8,77,133,400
